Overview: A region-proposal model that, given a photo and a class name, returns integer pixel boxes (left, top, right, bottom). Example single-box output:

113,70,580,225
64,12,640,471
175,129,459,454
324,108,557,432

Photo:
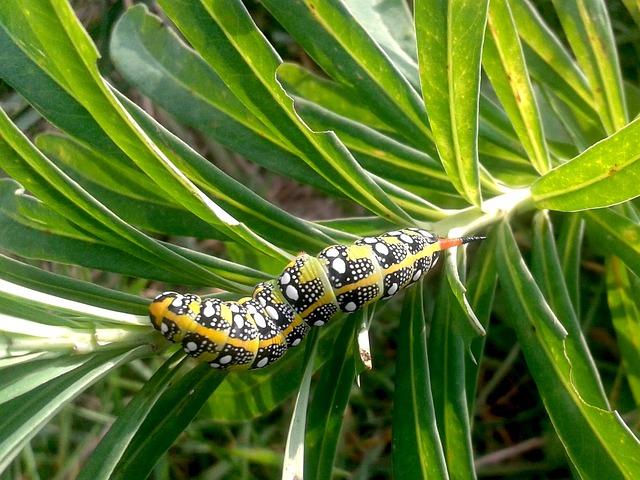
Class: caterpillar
149,228,484,370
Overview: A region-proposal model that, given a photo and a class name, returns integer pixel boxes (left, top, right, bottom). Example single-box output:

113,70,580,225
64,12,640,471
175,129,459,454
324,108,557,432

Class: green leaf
0,353,96,405
428,280,476,480
531,211,608,408
392,287,448,479
78,352,186,480
464,231,497,411
114,88,340,253
509,0,593,109
0,0,289,261
305,312,358,480
483,0,550,174
0,22,123,161
0,179,257,288
532,116,640,210
557,214,585,315
282,329,319,480
0,254,147,315
606,257,640,406
110,364,227,479
444,247,486,338
415,0,487,205
0,106,252,291
496,220,640,479
0,346,150,473
276,67,451,194
157,0,412,224
584,208,640,279
343,0,419,89
276,62,397,134
109,6,338,196
260,0,431,149
552,0,628,133
36,134,230,241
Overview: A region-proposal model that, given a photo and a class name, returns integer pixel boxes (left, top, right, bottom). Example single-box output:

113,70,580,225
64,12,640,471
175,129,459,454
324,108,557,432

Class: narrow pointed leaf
0,346,150,473
392,287,449,479
110,364,227,479
606,257,640,405
0,0,289,261
109,6,337,196
260,0,431,149
552,0,628,133
531,212,608,408
158,0,412,224
428,280,476,480
78,352,187,480
532,116,640,210
464,231,498,410
496,221,640,479
483,0,550,174
415,0,487,205
510,0,593,108
282,329,319,480
557,214,585,314
305,313,359,480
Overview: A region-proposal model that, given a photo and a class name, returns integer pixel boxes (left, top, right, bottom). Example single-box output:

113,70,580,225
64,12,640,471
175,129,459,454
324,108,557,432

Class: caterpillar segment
149,228,484,370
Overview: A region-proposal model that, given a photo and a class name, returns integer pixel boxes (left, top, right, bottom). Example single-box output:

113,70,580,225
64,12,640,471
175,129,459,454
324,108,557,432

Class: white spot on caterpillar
375,242,389,255
160,323,168,333
286,285,299,301
203,303,215,317
400,234,413,243
363,237,377,244
234,314,244,328
332,258,346,274
171,297,183,307
345,302,357,311
281,272,291,284
388,283,398,295
186,341,197,351
291,338,302,346
388,231,401,235
229,304,240,313
258,297,267,307
314,320,325,326
325,247,340,258
219,355,232,364
266,306,279,320
254,312,267,328
256,357,269,368
412,269,422,281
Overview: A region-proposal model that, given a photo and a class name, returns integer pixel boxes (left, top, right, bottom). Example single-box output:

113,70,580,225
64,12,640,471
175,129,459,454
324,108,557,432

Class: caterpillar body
149,228,483,371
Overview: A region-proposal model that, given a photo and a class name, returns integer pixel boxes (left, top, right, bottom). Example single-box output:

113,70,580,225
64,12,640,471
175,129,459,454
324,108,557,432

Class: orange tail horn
438,235,486,251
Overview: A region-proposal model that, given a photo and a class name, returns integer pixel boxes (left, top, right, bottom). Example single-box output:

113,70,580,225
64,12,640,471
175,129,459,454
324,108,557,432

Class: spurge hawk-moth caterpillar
149,228,484,370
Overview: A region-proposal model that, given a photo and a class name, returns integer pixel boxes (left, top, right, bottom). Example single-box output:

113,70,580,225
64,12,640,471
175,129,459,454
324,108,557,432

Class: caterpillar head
149,291,201,342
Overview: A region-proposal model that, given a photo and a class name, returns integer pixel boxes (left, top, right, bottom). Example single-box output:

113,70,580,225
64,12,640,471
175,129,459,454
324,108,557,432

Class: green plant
1,0,640,478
